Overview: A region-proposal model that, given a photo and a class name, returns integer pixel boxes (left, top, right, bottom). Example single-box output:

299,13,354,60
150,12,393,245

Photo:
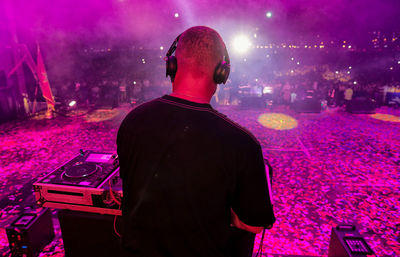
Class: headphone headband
165,32,230,84
166,34,182,57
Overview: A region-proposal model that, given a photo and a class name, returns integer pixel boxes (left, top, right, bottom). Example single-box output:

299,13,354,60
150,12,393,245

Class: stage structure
1,0,55,122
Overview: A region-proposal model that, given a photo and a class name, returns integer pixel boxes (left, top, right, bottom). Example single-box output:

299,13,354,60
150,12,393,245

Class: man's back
117,95,275,257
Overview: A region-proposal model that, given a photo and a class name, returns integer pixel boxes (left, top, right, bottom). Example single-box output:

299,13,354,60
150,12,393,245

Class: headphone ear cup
166,56,178,82
214,61,230,84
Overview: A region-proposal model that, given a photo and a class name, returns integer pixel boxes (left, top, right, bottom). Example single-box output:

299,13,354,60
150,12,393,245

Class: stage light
133,81,136,84
232,35,252,54
160,46,164,50
398,60,400,64
335,71,339,74
297,61,300,65
68,100,76,107
263,86,272,94
291,57,294,61
390,67,393,70
353,81,357,85
258,113,298,130
174,13,179,18
349,66,352,69
347,71,350,74
266,11,272,18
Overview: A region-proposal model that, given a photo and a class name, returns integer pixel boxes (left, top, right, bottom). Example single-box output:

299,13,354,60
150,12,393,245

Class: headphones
165,33,230,84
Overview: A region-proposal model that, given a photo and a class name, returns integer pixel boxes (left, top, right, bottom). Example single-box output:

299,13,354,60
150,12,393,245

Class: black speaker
6,208,55,257
58,210,121,257
240,96,265,108
345,98,376,114
293,98,321,113
328,224,375,257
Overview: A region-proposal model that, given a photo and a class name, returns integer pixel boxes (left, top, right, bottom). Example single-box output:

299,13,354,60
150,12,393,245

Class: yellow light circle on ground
370,113,400,122
258,113,298,130
85,109,120,122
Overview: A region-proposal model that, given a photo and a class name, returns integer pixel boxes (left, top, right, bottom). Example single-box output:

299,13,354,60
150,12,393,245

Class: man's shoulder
209,109,260,147
119,98,164,130
125,98,163,117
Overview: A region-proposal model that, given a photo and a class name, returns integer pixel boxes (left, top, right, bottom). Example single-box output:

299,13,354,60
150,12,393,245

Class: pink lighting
1,1,400,256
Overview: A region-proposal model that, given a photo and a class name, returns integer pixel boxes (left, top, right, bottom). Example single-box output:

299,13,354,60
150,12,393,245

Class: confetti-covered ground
0,102,399,257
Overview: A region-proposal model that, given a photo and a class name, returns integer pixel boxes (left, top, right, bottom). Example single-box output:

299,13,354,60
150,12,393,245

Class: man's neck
170,92,211,104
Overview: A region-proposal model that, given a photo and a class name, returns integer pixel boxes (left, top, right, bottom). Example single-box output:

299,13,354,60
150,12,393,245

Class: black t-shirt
117,95,275,257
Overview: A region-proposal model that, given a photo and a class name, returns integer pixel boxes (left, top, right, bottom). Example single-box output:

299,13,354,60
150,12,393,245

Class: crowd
213,79,400,108
50,76,400,109
52,78,171,108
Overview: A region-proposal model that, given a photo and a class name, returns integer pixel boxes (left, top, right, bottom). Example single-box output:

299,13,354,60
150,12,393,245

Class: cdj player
33,150,123,215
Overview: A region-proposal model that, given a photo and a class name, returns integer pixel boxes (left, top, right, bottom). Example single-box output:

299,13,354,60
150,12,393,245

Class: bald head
175,26,226,80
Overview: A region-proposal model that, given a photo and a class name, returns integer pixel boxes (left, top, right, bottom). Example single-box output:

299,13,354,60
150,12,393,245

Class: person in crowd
344,85,353,106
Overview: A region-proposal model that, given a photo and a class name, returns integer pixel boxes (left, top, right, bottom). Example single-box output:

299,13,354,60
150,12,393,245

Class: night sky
2,0,399,46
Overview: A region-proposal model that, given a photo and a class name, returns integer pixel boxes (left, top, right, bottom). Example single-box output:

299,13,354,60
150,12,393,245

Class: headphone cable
255,228,266,257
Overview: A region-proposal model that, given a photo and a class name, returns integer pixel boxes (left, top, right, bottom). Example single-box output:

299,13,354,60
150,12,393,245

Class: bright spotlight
160,46,164,50
68,100,77,107
232,35,252,54
174,13,179,18
266,11,272,18
263,86,272,94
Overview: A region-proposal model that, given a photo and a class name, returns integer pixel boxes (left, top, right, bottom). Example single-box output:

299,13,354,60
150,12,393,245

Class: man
344,85,353,106
117,26,275,257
